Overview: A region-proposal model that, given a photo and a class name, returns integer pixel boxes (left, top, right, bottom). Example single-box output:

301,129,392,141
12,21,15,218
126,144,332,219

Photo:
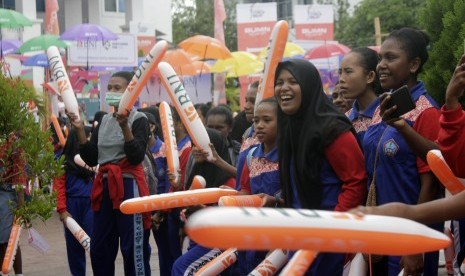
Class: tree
172,0,238,51
336,0,425,48
420,0,465,106
0,74,62,226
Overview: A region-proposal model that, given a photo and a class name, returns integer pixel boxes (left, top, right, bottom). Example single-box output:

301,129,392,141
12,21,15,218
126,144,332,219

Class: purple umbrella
23,53,49,67
60,23,118,69
0,39,21,57
60,23,118,41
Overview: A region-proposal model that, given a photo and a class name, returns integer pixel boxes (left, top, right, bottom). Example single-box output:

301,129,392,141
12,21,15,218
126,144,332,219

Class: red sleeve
223,177,236,189
413,108,441,174
178,147,192,190
54,174,67,213
325,131,367,212
239,162,251,194
438,105,465,178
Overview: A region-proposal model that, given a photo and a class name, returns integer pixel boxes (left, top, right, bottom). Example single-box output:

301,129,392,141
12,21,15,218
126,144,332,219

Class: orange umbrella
179,35,232,60
162,49,196,76
192,61,211,74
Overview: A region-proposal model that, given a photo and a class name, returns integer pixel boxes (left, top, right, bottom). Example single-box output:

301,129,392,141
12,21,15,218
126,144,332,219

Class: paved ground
5,212,450,275
15,212,160,275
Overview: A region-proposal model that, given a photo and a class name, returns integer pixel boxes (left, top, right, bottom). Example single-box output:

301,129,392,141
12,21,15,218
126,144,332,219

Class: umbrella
179,35,232,60
19,34,68,54
212,51,263,78
0,8,32,59
60,23,118,69
162,49,197,76
0,39,21,56
304,43,351,60
368,45,381,53
0,8,33,28
23,53,49,67
192,61,211,75
257,42,305,61
60,23,118,41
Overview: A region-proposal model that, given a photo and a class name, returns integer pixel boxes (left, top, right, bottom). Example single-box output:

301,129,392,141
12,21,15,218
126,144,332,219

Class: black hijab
185,128,232,189
275,59,355,209
63,127,94,179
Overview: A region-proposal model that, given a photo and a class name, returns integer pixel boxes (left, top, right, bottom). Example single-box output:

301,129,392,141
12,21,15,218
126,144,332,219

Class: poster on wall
236,3,277,54
294,5,334,41
67,34,138,67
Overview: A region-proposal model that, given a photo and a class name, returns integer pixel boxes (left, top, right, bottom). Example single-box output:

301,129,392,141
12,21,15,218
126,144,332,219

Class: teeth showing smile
281,95,292,101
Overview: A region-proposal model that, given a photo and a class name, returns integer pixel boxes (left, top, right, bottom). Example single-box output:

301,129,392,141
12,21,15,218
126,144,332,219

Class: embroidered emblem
383,138,399,156
249,157,279,178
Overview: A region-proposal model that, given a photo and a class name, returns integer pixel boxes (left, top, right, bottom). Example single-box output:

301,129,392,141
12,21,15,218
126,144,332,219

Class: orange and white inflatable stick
120,188,238,214
190,175,206,190
118,40,168,115
194,248,238,276
427,149,465,195
74,154,98,173
218,195,263,207
159,101,180,185
279,250,318,276
347,253,367,276
249,249,288,276
2,221,21,274
158,62,213,160
51,114,66,147
255,20,288,108
186,207,450,255
47,46,80,122
65,217,91,251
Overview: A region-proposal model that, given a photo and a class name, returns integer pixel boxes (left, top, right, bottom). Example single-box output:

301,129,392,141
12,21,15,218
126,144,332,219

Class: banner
214,0,226,45
213,0,227,106
129,21,157,56
67,34,138,67
69,71,99,98
294,5,334,41
137,36,156,56
45,0,60,35
236,3,277,53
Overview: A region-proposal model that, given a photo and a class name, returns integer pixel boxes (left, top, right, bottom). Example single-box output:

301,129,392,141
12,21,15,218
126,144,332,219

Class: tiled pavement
14,212,160,275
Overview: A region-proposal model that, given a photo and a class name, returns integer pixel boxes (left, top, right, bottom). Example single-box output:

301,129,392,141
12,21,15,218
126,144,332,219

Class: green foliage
0,74,63,227
336,0,425,48
10,187,57,228
420,0,465,106
225,78,240,112
172,0,238,51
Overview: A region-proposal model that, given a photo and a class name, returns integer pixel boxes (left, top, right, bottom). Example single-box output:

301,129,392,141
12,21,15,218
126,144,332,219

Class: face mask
105,92,123,107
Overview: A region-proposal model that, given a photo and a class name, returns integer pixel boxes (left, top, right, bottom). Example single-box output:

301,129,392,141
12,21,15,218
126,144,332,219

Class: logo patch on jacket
383,138,399,157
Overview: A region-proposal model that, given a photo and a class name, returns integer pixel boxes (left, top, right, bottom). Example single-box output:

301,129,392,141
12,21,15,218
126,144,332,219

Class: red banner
236,3,277,54
137,36,156,56
294,5,334,41
45,0,60,35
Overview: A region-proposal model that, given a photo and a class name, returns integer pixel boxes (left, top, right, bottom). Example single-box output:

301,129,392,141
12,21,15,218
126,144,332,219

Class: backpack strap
246,146,258,169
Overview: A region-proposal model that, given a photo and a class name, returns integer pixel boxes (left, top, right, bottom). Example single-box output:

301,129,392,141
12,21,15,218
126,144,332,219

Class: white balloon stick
47,46,80,121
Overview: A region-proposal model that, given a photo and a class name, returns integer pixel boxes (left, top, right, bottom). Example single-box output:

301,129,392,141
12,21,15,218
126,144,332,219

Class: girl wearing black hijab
273,59,367,275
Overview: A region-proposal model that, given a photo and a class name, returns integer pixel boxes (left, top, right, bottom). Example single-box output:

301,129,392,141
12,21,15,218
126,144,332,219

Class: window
36,0,45,12
1,0,15,9
104,0,125,13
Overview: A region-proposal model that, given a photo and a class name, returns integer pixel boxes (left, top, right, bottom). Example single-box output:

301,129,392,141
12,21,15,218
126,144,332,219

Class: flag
45,0,60,35
214,0,226,45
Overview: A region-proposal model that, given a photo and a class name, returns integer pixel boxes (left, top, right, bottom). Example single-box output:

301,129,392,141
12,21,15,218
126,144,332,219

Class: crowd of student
2,26,465,276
